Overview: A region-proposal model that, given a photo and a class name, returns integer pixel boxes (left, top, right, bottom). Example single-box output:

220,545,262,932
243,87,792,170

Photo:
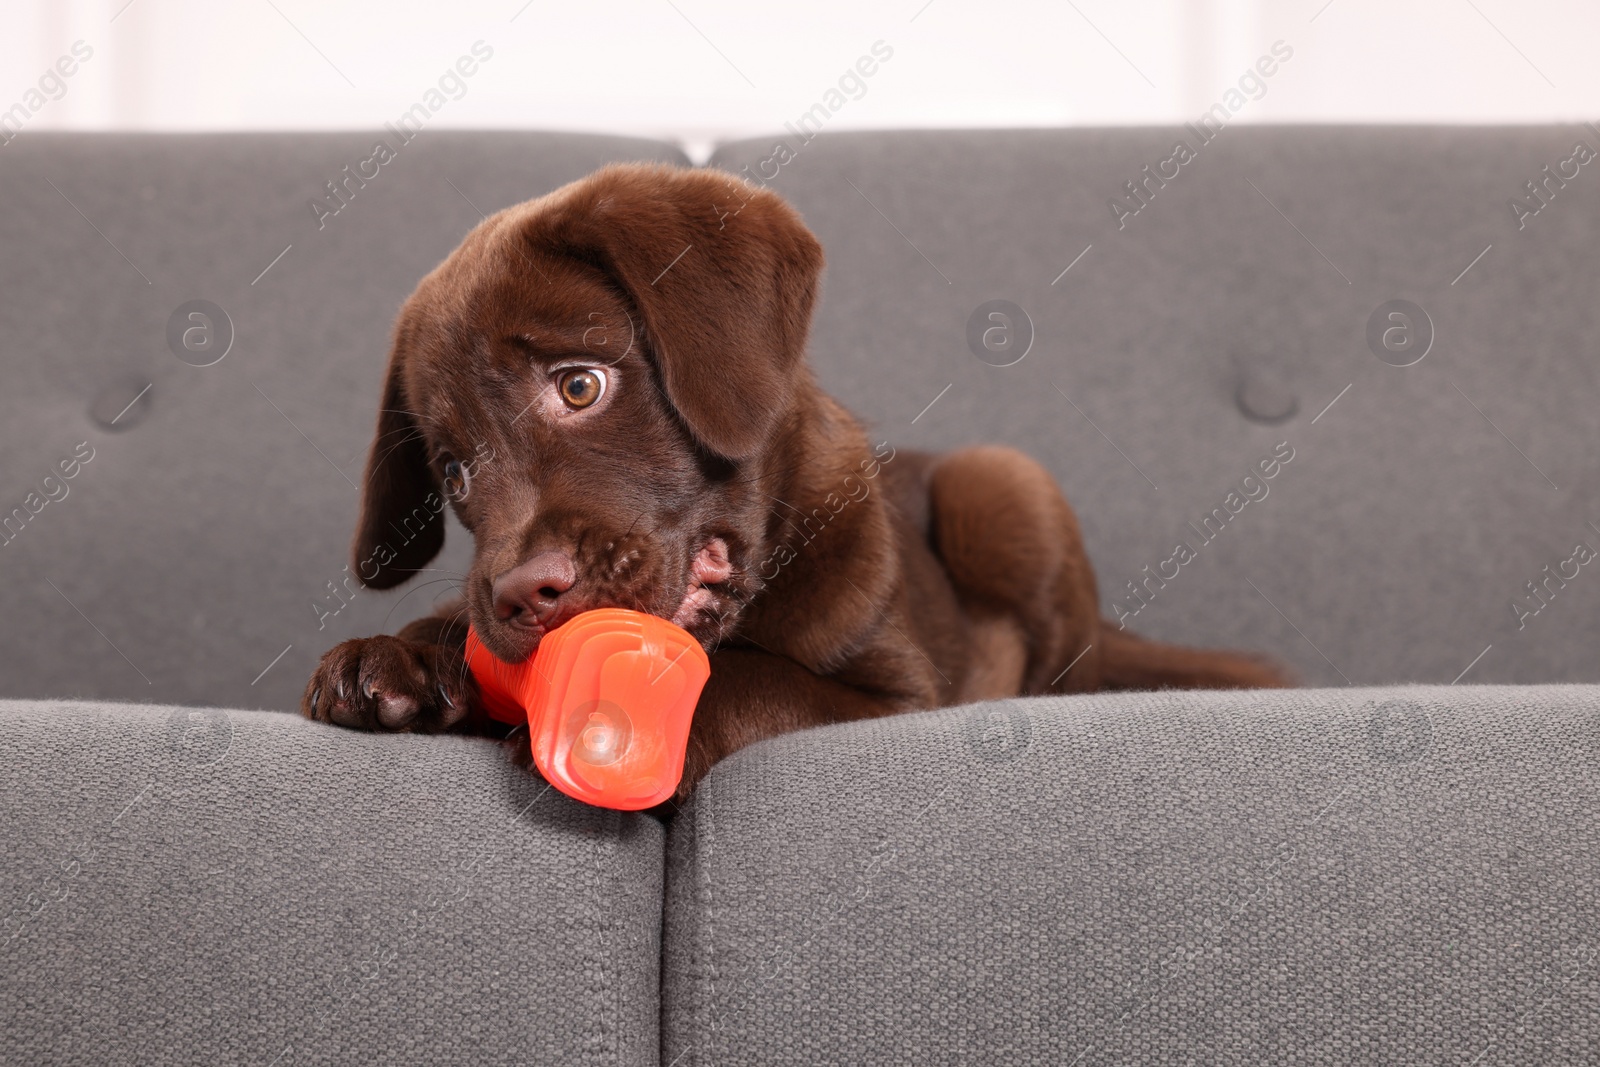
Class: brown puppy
302,162,1287,802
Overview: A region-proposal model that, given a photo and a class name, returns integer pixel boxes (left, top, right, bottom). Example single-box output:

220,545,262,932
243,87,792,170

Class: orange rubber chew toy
464,608,710,810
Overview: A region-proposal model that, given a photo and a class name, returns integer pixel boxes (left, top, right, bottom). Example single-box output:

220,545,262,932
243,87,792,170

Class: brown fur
301,162,1290,804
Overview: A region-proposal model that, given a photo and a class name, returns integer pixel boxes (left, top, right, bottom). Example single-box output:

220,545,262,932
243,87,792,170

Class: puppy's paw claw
301,636,474,733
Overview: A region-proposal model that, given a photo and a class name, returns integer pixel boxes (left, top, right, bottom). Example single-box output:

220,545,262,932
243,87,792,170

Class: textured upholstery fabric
1,700,664,1066
709,128,1600,687
664,685,1600,1065
0,132,687,713
7,127,1600,1065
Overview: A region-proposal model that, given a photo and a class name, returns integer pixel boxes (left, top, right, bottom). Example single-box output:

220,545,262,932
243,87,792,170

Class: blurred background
6,0,1600,157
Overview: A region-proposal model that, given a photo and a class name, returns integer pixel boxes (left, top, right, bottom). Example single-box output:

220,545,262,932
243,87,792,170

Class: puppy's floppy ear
350,333,444,589
525,163,824,460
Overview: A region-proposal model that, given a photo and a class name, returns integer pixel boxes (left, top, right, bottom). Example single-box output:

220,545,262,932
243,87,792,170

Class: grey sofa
3,126,1597,1064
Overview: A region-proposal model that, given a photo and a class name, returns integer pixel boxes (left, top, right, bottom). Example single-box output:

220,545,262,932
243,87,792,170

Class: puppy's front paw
301,636,474,733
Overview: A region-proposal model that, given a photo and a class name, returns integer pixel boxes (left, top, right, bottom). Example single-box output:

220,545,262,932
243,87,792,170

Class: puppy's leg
300,599,485,734
668,649,909,805
928,446,1291,694
1095,624,1291,690
929,445,1102,694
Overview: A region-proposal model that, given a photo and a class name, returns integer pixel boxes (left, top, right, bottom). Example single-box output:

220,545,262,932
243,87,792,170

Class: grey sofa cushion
1,700,663,1066
0,132,687,713
709,128,1600,686
663,685,1600,1066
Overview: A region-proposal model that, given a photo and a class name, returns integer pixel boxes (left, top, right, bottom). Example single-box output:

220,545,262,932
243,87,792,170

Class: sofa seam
708,796,718,1065
697,792,716,1067
590,811,615,1066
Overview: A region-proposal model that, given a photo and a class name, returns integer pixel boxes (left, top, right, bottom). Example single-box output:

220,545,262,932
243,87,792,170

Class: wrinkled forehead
431,212,637,350
398,217,639,405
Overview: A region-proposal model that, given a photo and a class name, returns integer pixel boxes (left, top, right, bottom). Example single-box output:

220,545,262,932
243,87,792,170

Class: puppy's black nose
492,551,577,628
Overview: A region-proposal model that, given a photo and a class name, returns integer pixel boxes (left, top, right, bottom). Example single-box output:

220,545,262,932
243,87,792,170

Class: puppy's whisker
620,509,650,540
764,504,809,543
379,407,439,427
427,602,477,698
381,578,467,631
367,427,433,471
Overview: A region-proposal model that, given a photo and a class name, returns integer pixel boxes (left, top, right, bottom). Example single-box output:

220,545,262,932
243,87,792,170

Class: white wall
4,0,1597,160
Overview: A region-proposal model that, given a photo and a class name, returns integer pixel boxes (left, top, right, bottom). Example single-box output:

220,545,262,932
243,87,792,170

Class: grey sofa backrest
4,126,1597,714
710,127,1600,686
0,132,688,712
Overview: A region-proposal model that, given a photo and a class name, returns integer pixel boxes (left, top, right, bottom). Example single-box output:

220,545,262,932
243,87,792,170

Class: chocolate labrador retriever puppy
302,162,1287,801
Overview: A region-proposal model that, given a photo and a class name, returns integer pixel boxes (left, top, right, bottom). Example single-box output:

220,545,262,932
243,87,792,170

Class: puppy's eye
557,368,606,409
441,456,469,500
